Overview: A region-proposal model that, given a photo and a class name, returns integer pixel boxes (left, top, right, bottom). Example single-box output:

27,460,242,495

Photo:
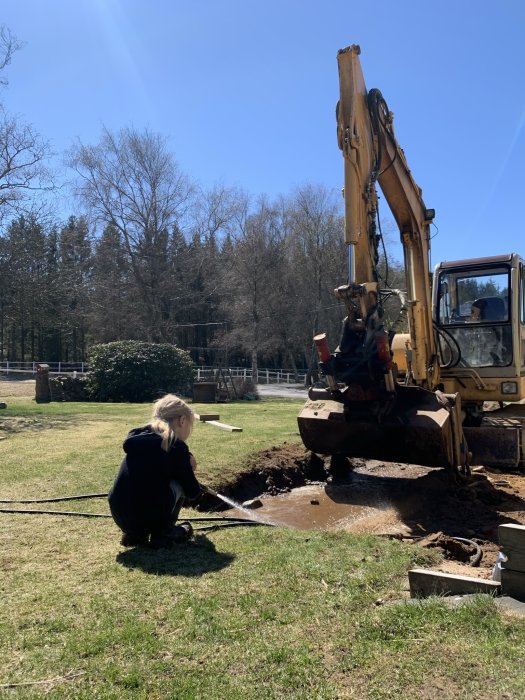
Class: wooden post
35,364,51,404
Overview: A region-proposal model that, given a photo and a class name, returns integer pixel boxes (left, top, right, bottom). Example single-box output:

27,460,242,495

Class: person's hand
190,454,197,472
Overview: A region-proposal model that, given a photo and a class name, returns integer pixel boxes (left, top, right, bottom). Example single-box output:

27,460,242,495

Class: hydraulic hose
434,324,462,369
450,536,483,567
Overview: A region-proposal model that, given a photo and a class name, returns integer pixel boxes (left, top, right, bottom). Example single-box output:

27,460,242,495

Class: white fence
0,361,86,375
195,366,307,385
0,361,307,385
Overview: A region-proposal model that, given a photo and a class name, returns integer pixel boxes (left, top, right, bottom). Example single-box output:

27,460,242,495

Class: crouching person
109,394,203,548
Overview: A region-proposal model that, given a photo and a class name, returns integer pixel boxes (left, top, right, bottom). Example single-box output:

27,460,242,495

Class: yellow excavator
298,45,525,475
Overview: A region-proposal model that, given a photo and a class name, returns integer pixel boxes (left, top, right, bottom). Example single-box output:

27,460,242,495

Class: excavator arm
336,45,437,387
298,45,469,475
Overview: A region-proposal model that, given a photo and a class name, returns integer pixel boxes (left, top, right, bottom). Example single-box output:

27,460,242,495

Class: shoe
178,521,194,539
120,532,149,547
150,521,194,549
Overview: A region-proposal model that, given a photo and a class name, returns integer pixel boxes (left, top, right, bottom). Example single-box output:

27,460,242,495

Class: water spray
202,484,281,527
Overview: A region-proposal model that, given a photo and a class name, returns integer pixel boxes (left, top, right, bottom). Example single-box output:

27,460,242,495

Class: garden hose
0,490,269,529
0,507,268,532
0,494,108,504
0,506,266,525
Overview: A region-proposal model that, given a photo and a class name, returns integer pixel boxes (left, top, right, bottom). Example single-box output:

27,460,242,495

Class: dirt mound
416,531,480,564
200,443,324,509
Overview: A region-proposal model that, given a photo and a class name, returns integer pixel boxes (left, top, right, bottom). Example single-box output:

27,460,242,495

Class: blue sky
2,0,524,267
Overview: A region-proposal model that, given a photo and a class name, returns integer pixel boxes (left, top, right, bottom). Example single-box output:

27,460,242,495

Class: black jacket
108,425,202,534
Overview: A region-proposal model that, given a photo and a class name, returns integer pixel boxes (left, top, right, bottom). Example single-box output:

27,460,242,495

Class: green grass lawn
1,397,525,699
0,396,302,497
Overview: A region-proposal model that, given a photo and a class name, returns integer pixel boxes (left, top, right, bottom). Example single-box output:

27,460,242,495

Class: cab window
436,266,511,369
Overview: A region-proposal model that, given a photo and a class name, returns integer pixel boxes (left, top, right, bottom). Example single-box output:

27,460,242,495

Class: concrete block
500,569,525,601
499,524,525,573
408,568,501,598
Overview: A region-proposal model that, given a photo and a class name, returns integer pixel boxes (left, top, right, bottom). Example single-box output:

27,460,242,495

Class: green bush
85,341,194,402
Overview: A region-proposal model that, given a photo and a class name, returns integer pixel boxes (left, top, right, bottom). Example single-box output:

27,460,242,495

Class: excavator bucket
298,385,462,470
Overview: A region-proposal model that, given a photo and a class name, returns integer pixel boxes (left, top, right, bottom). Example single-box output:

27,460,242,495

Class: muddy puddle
260,483,400,531
225,462,430,535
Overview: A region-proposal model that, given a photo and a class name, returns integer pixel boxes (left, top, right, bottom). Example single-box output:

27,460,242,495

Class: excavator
298,45,525,476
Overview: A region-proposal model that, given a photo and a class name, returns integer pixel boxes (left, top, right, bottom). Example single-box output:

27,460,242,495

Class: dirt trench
209,442,525,578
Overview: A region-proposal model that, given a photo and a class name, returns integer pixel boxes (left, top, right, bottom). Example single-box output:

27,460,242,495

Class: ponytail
150,394,194,451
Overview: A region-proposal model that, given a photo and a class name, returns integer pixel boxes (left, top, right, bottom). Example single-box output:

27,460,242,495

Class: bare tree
0,109,53,215
0,26,23,85
284,184,346,375
178,184,249,358
68,127,196,340
192,183,248,244
218,196,286,379
0,26,54,221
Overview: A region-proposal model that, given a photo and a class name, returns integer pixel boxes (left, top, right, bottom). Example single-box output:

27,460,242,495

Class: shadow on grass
116,534,235,576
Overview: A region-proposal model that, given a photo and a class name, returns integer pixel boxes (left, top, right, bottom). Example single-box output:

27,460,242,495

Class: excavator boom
337,45,436,385
298,45,469,474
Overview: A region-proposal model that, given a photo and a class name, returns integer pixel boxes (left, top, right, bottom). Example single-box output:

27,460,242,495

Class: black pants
110,481,186,537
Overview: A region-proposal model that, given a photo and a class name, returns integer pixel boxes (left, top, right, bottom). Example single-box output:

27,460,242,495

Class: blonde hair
150,394,194,451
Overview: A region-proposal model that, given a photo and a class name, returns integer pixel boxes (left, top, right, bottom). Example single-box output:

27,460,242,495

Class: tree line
0,177,352,374
0,27,404,377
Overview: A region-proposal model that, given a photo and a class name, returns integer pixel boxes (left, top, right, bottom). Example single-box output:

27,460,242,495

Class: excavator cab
433,254,525,467
435,256,513,371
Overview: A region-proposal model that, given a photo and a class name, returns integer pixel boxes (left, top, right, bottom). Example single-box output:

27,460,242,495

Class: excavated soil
216,443,525,578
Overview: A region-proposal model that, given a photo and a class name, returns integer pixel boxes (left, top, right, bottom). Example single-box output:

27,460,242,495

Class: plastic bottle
491,551,508,582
